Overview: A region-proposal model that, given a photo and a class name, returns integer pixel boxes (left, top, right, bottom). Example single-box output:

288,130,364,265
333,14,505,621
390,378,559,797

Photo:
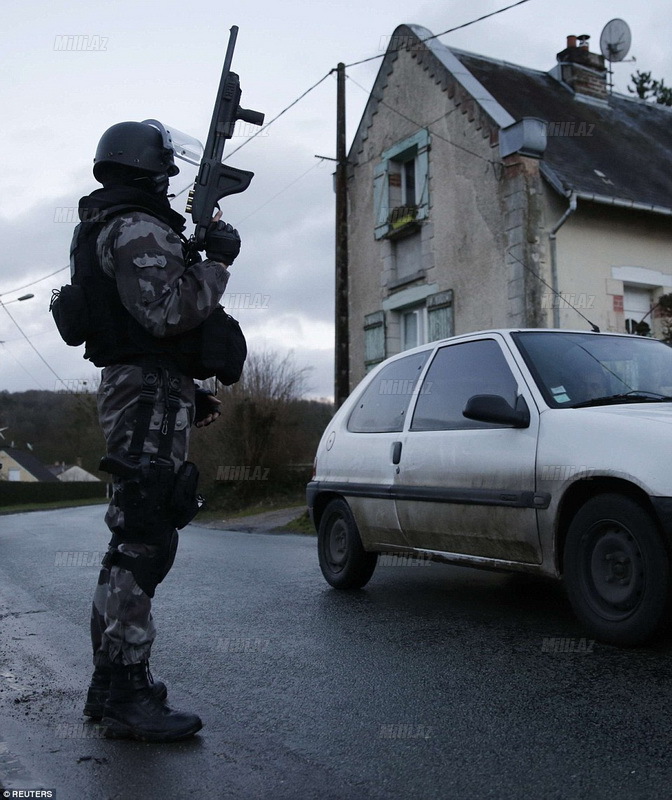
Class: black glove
194,386,222,427
204,221,241,266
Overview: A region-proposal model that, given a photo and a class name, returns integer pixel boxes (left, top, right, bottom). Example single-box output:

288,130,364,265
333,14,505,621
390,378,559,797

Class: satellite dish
600,18,632,62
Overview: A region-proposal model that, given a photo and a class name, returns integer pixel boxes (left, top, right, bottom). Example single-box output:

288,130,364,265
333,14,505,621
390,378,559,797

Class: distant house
346,24,672,388
49,463,100,482
0,447,59,482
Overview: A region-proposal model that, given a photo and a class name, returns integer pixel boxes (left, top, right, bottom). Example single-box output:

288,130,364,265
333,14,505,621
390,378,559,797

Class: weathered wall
347,44,547,389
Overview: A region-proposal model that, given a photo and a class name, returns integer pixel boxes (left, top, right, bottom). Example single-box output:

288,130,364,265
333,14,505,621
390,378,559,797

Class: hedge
0,480,107,507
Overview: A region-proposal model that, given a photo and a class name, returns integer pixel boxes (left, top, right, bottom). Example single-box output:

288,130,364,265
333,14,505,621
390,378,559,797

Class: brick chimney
555,34,608,100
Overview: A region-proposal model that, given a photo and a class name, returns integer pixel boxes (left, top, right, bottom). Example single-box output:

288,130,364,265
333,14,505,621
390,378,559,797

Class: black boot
84,658,167,719
102,661,202,742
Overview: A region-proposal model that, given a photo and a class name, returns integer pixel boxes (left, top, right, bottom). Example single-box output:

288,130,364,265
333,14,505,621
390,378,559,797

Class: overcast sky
1,0,670,400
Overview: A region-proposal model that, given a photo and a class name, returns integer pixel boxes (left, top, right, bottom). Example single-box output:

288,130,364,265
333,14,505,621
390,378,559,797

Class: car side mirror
462,394,530,428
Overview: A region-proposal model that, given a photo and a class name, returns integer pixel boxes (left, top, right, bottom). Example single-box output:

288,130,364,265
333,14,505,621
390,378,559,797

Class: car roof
392,328,647,357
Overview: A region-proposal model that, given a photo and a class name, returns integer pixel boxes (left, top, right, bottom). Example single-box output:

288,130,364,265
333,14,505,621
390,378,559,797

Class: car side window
411,339,519,431
348,351,430,433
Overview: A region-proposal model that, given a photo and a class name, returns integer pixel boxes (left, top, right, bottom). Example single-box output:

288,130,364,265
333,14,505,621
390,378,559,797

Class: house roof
0,447,59,482
454,48,672,214
350,24,672,216
55,465,100,482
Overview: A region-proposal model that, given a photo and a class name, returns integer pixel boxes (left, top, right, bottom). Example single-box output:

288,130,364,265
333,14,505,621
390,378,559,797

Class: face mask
132,173,169,196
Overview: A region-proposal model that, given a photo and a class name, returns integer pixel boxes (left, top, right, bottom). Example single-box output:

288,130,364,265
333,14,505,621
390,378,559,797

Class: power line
345,0,535,69
223,70,334,162
1,5,534,301
219,3,534,159
0,342,47,389
0,329,55,345
505,247,600,332
0,301,79,394
0,266,68,298
233,160,325,225
345,73,497,167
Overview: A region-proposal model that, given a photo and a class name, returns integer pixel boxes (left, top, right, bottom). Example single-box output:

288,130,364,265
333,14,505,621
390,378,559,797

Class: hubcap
327,517,348,572
585,524,644,618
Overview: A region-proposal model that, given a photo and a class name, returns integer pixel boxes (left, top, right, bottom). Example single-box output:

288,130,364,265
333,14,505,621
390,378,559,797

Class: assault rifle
185,25,265,249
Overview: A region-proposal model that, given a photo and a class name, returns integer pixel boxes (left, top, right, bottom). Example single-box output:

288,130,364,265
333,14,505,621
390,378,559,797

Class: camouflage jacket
95,211,230,338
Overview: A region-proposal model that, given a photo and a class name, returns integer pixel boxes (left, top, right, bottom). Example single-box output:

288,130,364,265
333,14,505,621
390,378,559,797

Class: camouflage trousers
91,362,194,666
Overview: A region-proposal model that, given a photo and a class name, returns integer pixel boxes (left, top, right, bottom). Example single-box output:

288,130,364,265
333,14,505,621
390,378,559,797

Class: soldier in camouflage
73,120,241,742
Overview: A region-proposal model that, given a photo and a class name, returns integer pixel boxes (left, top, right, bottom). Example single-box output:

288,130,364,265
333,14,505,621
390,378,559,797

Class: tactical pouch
199,306,247,386
172,460,201,529
50,285,90,346
117,460,175,542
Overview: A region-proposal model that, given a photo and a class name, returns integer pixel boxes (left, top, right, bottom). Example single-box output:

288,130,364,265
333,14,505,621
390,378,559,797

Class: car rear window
348,351,430,433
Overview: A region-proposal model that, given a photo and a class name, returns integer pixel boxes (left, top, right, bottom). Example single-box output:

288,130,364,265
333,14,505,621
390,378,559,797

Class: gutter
548,192,577,328
573,191,672,217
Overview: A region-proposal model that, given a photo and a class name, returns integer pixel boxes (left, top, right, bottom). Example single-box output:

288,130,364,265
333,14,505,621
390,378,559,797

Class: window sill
388,270,426,292
384,219,422,241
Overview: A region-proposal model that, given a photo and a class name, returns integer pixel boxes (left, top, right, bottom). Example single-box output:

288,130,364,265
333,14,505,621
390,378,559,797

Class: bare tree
190,349,314,502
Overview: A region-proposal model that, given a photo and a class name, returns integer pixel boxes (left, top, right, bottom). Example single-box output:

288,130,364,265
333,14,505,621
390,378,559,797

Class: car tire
317,498,378,589
564,493,671,646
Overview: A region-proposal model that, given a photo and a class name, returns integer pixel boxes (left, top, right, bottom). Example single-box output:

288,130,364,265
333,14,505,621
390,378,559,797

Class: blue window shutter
373,161,389,240
416,133,430,221
364,310,386,365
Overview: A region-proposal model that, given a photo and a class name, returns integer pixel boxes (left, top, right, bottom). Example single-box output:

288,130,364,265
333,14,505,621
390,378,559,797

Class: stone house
346,24,672,388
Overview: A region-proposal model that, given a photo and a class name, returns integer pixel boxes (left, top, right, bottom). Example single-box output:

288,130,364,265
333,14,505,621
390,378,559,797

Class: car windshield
511,332,672,408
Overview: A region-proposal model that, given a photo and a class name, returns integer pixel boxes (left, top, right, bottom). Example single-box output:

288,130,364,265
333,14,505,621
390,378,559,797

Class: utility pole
334,62,349,408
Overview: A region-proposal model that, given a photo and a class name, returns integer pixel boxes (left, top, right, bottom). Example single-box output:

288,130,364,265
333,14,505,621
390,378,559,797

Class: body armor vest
71,205,200,369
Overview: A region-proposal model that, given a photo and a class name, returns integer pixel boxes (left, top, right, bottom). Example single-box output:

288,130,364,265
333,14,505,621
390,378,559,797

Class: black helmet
93,120,179,181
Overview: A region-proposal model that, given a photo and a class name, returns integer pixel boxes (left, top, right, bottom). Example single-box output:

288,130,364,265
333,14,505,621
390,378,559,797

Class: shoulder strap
127,366,183,461
72,204,145,283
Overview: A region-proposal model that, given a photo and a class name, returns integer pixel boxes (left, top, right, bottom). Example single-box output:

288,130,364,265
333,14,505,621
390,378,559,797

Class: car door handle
392,441,402,465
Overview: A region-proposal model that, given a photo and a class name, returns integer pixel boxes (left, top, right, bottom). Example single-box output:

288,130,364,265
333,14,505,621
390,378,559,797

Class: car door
341,349,431,548
393,335,544,563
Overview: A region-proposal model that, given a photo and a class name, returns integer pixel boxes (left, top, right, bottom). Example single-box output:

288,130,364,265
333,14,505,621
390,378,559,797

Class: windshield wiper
571,391,672,409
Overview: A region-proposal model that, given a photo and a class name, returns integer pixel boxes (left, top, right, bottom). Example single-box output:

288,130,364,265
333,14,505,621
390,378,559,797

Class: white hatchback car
308,329,672,646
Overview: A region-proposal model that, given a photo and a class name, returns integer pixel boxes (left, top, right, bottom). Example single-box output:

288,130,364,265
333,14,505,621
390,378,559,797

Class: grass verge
0,497,107,515
277,509,315,535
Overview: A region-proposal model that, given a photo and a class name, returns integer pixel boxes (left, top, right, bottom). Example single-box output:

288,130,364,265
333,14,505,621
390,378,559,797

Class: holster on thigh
103,529,179,599
112,458,176,543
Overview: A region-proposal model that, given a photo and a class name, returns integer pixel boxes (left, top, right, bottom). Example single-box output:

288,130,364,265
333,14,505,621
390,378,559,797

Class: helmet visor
143,119,204,170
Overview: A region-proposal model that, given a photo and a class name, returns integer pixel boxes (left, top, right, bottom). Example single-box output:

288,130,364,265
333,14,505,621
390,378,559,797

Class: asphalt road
1,505,672,800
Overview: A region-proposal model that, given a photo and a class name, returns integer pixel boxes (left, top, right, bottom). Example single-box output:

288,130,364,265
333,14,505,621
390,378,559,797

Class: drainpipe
548,191,577,328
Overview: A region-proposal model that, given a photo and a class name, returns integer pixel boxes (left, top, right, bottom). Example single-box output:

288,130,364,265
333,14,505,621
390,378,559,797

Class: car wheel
317,498,378,589
564,493,671,646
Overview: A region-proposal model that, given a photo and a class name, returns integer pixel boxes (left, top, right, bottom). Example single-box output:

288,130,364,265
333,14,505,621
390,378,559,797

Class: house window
8,468,20,481
400,291,453,350
401,306,426,350
382,286,454,357
364,311,385,369
624,285,653,336
374,129,430,240
388,158,416,209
